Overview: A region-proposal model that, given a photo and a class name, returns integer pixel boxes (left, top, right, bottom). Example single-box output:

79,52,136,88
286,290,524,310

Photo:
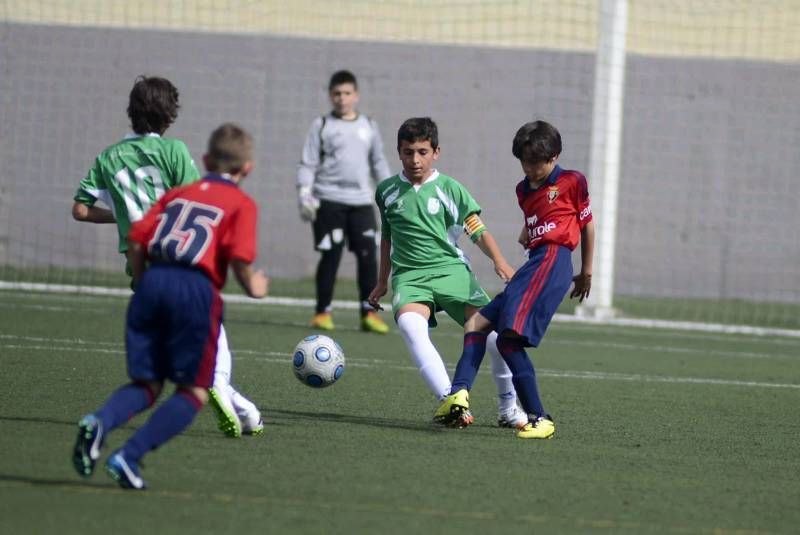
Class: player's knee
177,385,208,406
496,333,525,354
351,241,376,261
134,380,163,404
316,229,346,253
464,312,491,334
396,311,430,341
464,314,480,333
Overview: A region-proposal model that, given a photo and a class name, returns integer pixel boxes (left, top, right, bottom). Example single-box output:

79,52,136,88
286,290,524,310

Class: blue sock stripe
464,331,488,346
450,331,489,393
495,338,546,417
95,383,153,433
122,392,201,463
496,337,525,356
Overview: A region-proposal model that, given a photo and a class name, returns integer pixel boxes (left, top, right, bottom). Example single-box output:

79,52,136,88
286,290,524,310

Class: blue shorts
480,244,573,347
125,264,223,387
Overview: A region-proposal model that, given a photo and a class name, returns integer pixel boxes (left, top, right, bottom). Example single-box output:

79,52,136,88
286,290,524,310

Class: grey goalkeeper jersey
297,113,392,206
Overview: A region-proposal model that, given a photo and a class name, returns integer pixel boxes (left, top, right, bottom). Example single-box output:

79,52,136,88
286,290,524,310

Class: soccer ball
292,334,345,388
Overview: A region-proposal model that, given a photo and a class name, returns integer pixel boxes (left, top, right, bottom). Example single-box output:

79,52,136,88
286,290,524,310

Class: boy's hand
367,283,387,311
298,186,320,222
249,270,269,298
570,273,591,302
494,260,515,283
517,225,529,248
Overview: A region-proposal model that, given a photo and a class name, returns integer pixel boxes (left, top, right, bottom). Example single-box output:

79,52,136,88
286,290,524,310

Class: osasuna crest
427,197,441,215
547,186,559,204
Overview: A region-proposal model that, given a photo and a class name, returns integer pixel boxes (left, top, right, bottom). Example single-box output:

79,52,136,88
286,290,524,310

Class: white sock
214,325,260,423
231,389,261,425
487,331,518,415
213,325,232,389
397,312,451,400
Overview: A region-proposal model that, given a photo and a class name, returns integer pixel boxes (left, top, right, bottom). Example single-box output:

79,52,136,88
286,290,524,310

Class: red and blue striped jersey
515,165,592,252
129,174,257,289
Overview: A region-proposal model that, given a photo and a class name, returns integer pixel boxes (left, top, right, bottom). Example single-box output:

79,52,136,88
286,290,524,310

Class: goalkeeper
296,70,392,334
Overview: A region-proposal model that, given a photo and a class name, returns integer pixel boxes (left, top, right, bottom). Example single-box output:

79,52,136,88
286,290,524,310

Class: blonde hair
206,123,253,174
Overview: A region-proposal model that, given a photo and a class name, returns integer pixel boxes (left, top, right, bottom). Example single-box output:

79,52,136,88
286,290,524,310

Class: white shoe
230,388,263,435
497,404,528,430
240,412,264,436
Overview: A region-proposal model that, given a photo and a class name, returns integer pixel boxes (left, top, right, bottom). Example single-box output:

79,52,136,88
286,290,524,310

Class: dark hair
328,70,358,91
397,117,439,150
512,121,562,162
206,123,253,174
127,76,180,135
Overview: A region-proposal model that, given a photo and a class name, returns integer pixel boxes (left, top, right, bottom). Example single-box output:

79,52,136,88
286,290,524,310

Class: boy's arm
518,225,528,247
74,160,116,223
72,201,115,223
127,241,147,288
367,237,392,310
296,118,323,221
368,119,392,182
231,260,269,299
474,230,515,282
570,219,595,301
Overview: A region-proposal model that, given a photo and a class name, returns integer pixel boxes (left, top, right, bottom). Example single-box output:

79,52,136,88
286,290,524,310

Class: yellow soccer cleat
208,387,242,438
433,389,474,428
310,312,335,331
516,415,555,439
361,311,389,334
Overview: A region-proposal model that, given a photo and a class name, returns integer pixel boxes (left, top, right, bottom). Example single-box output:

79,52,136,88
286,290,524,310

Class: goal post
578,0,628,319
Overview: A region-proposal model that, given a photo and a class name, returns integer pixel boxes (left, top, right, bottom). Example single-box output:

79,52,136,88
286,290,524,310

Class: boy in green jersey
72,76,262,437
368,117,527,428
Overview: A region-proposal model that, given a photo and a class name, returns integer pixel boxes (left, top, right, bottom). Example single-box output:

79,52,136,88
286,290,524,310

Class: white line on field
2,340,798,390
1,332,794,361
3,280,800,338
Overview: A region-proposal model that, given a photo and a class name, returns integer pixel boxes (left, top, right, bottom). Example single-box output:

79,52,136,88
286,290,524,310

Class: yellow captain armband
463,213,487,242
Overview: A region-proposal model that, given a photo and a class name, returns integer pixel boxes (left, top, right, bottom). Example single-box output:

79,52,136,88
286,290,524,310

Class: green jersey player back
72,75,199,256
74,134,199,253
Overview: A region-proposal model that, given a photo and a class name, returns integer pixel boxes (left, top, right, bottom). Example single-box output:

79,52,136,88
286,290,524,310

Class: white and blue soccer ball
292,334,345,388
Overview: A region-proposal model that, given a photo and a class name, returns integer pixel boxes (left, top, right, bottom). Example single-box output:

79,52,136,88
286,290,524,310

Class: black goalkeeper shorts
312,200,378,252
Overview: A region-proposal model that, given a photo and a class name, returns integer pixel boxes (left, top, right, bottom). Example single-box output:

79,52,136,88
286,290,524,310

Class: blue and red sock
450,332,489,394
122,390,203,463
496,337,546,417
95,382,156,433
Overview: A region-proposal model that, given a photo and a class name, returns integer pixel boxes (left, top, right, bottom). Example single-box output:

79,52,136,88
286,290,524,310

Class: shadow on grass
265,407,447,434
0,472,117,490
0,414,247,440
1,412,493,436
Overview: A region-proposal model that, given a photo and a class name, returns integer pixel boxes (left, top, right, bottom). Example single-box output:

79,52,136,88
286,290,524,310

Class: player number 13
114,166,166,222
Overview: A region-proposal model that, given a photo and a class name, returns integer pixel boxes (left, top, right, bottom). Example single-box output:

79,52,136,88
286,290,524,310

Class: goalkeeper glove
297,186,320,222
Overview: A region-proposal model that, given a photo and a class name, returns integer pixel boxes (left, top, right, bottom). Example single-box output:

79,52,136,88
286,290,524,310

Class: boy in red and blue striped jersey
434,120,595,439
72,124,268,488
72,76,262,437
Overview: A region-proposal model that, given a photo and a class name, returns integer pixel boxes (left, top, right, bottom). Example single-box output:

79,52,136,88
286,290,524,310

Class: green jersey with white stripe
74,134,200,253
375,171,482,274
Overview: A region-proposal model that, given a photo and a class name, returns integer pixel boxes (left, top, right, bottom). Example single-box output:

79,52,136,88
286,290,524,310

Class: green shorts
391,264,490,327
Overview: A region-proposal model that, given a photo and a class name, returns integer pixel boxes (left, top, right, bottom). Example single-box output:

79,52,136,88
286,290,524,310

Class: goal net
1,0,798,331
